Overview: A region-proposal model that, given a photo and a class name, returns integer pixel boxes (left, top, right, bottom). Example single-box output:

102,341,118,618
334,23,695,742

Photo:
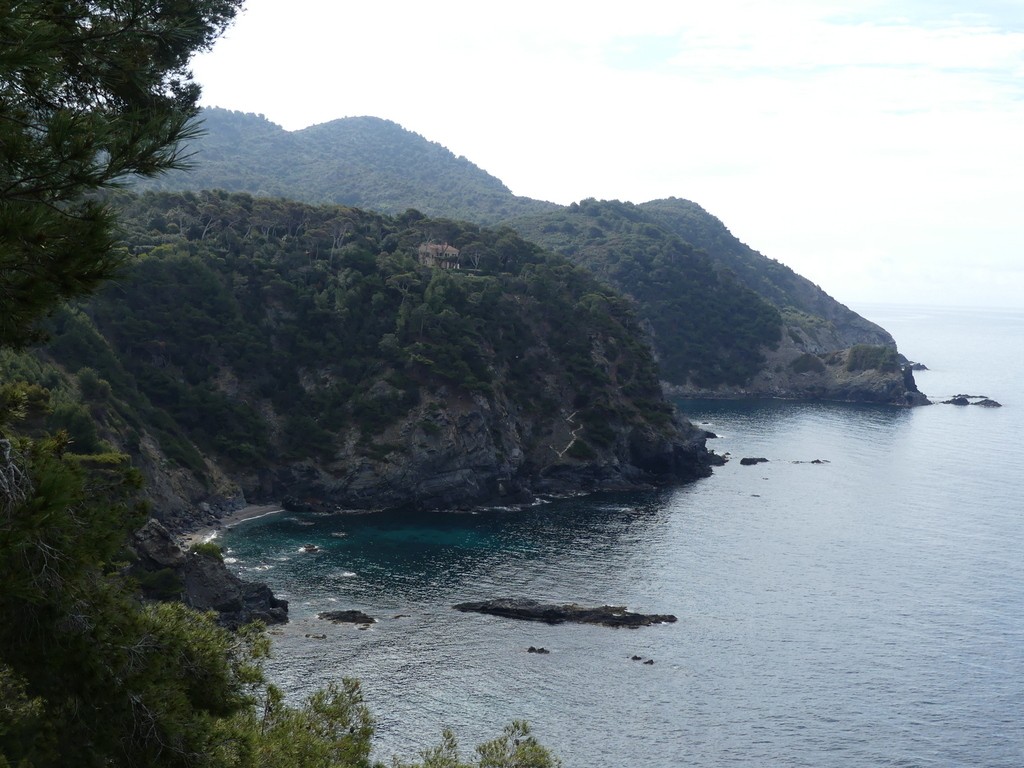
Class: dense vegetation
38,190,672,484
0,0,241,347
637,198,895,348
132,110,899,388
135,109,558,223
509,199,783,387
845,344,901,373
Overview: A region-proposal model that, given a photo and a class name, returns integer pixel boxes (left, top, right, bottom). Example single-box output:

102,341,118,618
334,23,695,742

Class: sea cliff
30,192,718,528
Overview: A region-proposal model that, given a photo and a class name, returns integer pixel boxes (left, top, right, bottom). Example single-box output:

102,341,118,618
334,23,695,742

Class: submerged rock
453,598,676,628
739,457,769,466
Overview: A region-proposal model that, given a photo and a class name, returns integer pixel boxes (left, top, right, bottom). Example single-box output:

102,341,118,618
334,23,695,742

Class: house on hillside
417,242,461,269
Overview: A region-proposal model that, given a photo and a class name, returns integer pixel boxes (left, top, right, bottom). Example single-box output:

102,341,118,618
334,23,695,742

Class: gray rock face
177,555,288,629
257,391,716,514
129,520,288,629
669,343,931,407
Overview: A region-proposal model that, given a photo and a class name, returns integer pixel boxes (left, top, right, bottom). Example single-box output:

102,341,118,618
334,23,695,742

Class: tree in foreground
0,0,241,346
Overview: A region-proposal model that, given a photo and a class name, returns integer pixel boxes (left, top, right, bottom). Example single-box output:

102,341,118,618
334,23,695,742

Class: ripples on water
222,306,1024,767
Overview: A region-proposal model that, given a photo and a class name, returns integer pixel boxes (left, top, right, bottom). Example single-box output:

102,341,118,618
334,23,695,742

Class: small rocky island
943,394,1002,407
453,598,677,628
318,610,376,625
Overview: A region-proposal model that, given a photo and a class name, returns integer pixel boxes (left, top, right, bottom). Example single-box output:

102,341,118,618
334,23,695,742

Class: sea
220,304,1024,767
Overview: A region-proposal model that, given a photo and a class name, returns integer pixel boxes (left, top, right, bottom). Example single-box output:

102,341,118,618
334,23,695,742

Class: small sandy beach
179,503,285,548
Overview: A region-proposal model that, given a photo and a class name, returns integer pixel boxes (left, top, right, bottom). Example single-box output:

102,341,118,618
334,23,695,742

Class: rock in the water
453,598,676,628
941,394,1001,407
739,457,769,466
319,610,376,625
527,646,550,654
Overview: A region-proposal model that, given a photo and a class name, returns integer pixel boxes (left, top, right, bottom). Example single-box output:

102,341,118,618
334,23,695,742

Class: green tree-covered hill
636,198,896,350
136,108,558,223
133,109,913,398
26,191,713,518
506,199,919,399
507,199,783,388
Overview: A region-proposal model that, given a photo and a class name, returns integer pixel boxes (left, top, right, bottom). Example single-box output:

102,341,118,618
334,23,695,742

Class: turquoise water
222,305,1024,767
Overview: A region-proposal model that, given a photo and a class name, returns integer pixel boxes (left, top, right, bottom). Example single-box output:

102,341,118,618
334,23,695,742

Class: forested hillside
636,198,896,350
507,199,784,387
134,109,914,399
136,108,558,223
21,190,713,519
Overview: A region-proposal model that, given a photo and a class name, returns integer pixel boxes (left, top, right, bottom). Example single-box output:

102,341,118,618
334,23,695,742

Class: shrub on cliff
846,344,901,373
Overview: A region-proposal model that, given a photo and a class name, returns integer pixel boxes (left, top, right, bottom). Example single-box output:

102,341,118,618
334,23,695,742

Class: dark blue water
222,305,1024,767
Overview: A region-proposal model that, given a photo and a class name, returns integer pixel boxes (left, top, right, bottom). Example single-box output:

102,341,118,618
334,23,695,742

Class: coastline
178,503,285,548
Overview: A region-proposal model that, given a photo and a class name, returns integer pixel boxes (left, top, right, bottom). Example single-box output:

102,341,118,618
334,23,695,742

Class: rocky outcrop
129,432,246,526
943,394,1002,408
668,341,931,406
248,391,717,514
453,598,677,628
129,520,288,628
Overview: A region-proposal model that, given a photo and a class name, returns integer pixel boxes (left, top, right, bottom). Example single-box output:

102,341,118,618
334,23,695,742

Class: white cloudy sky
192,1,1024,311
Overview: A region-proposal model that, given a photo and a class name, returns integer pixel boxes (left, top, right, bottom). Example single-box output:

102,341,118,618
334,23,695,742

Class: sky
191,1,1024,311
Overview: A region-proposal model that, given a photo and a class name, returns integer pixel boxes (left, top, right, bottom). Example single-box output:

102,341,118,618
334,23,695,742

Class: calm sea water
221,304,1024,767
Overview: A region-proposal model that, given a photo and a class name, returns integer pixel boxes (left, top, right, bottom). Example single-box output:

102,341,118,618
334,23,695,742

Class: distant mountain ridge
140,108,557,223
138,108,923,404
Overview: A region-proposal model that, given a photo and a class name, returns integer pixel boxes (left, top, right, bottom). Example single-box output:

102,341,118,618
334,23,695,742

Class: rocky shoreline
130,519,288,628
666,346,931,407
